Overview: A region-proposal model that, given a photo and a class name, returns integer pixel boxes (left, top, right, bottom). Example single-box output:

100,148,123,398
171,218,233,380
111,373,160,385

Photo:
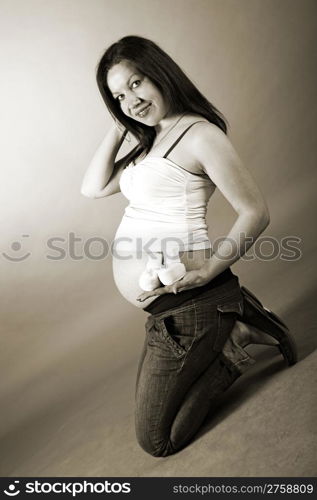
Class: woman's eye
117,94,125,102
131,80,141,89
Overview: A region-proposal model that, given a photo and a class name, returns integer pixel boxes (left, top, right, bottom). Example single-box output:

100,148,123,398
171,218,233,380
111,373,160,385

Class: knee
137,437,175,457
136,424,175,457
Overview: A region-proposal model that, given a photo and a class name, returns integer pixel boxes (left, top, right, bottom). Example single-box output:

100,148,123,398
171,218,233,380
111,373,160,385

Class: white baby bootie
138,246,187,291
157,245,186,286
138,253,163,291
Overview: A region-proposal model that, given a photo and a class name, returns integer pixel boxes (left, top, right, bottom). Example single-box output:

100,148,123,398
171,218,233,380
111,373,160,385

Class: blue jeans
135,275,255,457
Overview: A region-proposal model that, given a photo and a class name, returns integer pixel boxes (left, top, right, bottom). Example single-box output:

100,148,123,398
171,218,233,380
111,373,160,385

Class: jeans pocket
214,300,244,351
158,304,197,357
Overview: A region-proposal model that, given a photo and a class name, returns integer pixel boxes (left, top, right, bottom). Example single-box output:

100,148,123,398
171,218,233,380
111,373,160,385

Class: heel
241,287,298,366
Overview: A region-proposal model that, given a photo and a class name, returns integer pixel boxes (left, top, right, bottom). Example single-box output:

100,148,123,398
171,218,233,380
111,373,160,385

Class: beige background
0,0,316,476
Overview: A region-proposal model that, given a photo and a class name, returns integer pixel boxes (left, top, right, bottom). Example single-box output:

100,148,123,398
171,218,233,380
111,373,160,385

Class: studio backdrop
0,0,316,477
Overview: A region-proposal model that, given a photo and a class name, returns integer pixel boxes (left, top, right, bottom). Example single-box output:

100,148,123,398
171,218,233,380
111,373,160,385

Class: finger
172,277,191,293
171,284,178,294
136,291,155,301
173,282,200,294
136,293,148,301
137,286,170,301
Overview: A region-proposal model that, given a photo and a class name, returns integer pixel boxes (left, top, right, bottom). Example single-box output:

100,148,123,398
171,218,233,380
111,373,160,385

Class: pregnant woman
81,36,297,457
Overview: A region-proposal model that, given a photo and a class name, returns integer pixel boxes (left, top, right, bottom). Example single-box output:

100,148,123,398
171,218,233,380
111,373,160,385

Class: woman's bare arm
190,122,270,280
137,122,271,300
80,124,127,198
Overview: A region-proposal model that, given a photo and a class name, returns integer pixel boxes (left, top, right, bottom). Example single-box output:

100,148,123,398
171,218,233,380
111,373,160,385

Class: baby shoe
138,253,163,291
157,262,186,286
138,269,161,291
157,243,186,286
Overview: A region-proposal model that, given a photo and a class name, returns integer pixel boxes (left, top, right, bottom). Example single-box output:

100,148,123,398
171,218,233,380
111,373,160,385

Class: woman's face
107,60,170,126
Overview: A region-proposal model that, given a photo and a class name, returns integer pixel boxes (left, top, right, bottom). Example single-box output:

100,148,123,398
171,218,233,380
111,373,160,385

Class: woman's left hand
137,269,209,302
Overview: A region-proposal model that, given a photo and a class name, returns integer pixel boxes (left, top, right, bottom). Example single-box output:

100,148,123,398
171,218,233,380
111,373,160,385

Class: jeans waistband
144,268,238,316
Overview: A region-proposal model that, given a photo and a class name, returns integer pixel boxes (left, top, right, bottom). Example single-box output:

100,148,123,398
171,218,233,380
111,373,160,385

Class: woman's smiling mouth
136,103,152,117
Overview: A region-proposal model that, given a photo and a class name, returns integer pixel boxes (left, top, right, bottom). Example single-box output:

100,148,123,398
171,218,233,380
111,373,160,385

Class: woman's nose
128,94,142,111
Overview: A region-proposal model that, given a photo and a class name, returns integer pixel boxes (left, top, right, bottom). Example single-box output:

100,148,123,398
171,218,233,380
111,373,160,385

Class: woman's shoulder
181,117,233,168
182,116,228,149
181,114,225,139
188,115,224,131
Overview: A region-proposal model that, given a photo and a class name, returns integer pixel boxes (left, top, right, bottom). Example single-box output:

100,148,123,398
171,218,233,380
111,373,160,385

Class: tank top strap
162,121,206,158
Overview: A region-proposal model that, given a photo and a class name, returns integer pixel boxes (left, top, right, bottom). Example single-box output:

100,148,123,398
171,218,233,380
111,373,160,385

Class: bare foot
231,320,279,348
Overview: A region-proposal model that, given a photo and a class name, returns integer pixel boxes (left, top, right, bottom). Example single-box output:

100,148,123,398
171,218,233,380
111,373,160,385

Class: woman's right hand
113,118,125,133
113,118,129,139
81,123,127,198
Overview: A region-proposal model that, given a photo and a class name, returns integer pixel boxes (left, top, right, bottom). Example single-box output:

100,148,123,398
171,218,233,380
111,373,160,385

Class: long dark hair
96,35,228,164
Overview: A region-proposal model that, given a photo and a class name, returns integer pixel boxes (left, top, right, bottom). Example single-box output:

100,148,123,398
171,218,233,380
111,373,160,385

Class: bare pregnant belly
112,248,213,309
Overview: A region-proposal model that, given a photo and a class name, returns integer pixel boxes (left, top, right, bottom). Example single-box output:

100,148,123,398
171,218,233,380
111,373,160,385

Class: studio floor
1,285,316,477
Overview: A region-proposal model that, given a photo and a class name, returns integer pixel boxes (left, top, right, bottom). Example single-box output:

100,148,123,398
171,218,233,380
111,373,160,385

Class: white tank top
114,122,216,255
